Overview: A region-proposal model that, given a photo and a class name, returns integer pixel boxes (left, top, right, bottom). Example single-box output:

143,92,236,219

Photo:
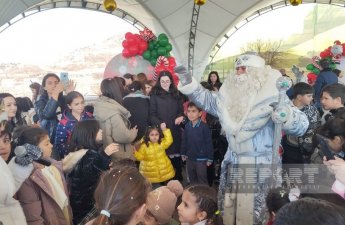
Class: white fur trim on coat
178,77,199,95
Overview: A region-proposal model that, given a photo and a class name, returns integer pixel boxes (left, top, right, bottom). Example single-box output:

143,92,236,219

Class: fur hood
123,91,149,99
93,96,131,122
62,149,87,174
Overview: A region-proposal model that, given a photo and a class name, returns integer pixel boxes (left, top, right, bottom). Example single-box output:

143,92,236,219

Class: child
134,123,175,186
86,166,151,225
54,91,93,158
34,73,75,140
311,117,345,164
275,197,345,225
177,184,222,225
321,83,345,123
0,121,34,225
282,82,321,165
265,187,298,225
14,126,72,225
181,102,213,185
62,120,119,225
78,158,138,225
144,180,183,225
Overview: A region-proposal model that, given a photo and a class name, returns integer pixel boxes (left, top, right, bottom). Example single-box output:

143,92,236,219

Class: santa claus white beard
221,68,267,123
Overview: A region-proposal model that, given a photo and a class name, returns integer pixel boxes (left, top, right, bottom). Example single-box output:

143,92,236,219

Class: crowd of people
1,52,345,225
0,70,226,225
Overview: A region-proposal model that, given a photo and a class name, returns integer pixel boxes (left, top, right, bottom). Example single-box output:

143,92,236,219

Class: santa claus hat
235,53,265,69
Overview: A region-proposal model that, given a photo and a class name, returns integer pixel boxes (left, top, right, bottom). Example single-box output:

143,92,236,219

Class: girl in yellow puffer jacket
134,123,175,185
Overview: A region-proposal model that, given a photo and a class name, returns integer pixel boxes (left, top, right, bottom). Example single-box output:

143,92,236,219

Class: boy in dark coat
181,102,213,185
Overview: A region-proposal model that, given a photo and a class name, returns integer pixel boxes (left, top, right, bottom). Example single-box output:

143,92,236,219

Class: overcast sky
0,4,333,64
0,8,136,64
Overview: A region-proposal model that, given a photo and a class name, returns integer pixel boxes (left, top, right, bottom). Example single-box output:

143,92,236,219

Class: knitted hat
235,53,265,69
147,180,183,224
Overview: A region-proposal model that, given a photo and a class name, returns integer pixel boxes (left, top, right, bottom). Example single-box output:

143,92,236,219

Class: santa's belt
234,150,272,158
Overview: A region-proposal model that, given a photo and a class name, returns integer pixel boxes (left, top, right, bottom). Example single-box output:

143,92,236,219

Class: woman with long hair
86,166,151,225
63,120,118,225
94,77,138,161
29,82,41,104
34,73,75,142
207,71,222,91
150,71,184,181
0,93,26,133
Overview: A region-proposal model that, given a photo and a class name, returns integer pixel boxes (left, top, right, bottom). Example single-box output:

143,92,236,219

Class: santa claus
176,53,309,225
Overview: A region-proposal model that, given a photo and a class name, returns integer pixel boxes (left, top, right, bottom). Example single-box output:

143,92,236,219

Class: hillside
0,35,122,97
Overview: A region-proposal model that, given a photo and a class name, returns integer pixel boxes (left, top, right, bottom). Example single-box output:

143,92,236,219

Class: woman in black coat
63,120,118,225
150,71,184,181
123,81,150,142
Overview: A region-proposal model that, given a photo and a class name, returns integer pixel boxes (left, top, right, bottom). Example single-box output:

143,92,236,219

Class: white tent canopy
0,0,340,80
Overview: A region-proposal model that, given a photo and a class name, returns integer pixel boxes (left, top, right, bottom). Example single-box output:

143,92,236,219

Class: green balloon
165,43,172,52
331,63,337,70
143,51,151,60
157,47,166,56
158,33,168,40
149,41,155,50
158,37,169,47
306,64,314,70
150,58,157,66
312,68,320,74
151,50,158,58
164,52,171,57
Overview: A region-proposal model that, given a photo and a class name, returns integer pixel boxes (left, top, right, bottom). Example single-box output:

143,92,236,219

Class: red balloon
125,32,134,40
139,41,148,51
156,65,165,73
129,45,139,55
127,38,136,46
172,72,179,85
122,40,128,48
168,57,176,68
320,51,327,58
138,47,147,55
122,49,130,58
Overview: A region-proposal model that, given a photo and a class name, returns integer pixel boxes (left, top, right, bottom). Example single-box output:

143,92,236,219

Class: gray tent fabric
0,0,272,80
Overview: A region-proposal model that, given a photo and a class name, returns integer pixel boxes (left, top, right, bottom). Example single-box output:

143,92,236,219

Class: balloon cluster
307,73,317,85
319,40,345,59
142,33,173,66
122,32,148,58
306,40,344,74
121,29,178,84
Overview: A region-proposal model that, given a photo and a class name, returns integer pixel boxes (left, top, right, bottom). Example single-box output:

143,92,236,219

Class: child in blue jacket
54,91,93,158
181,102,213,185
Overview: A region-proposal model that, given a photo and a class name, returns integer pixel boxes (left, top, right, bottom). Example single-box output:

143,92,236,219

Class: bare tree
241,39,284,67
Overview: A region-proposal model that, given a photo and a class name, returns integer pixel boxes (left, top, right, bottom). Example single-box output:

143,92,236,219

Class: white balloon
104,54,154,79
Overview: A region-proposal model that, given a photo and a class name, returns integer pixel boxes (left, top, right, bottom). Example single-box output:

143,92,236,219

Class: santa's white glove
270,103,291,124
175,65,192,86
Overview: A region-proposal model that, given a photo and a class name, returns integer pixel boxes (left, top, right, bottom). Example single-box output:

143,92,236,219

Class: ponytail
208,210,223,225
92,214,110,225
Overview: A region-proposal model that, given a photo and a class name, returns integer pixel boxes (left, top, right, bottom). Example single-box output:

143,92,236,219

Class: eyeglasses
236,66,246,71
